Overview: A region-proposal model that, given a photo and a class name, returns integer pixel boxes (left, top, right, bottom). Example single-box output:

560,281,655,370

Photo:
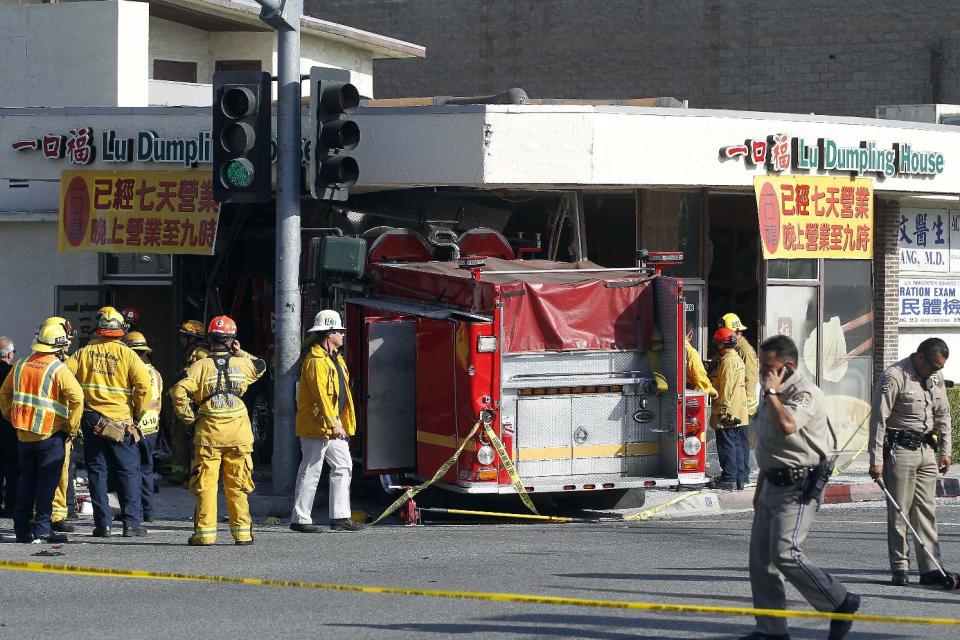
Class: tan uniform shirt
710,349,748,429
869,357,951,466
735,335,760,415
754,370,831,470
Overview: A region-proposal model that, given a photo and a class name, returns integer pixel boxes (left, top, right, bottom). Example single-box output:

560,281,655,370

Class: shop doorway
706,194,760,347
104,285,176,387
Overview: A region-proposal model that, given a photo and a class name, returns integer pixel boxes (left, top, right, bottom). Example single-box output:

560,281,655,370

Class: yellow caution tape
0,559,958,626
624,490,702,521
370,420,482,525
482,421,538,515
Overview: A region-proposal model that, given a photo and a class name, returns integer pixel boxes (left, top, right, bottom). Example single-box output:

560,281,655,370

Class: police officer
170,316,265,546
67,306,152,538
0,323,83,543
869,338,952,586
743,335,859,640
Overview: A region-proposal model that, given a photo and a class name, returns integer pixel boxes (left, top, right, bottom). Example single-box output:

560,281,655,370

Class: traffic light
309,67,360,201
212,71,272,203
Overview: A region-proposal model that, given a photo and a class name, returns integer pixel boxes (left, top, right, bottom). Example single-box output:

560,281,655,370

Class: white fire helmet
307,309,346,333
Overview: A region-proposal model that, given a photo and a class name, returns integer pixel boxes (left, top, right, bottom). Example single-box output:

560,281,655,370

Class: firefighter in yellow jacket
124,331,162,522
67,306,152,538
289,310,363,533
720,312,759,417
35,317,81,534
685,331,718,399
169,320,209,482
0,323,83,543
709,327,749,491
171,315,265,546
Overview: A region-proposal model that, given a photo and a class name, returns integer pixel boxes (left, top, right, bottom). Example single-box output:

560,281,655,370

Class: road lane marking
0,559,958,626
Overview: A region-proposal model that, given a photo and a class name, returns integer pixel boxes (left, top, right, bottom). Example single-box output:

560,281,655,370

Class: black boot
828,592,861,640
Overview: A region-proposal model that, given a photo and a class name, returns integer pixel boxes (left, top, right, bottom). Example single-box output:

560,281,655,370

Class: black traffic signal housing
212,71,272,203
309,67,360,201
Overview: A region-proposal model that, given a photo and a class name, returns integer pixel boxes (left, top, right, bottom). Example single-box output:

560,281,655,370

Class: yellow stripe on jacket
0,354,83,441
66,338,151,422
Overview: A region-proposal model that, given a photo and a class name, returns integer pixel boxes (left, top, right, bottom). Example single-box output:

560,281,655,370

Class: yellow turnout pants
51,439,72,523
189,445,255,543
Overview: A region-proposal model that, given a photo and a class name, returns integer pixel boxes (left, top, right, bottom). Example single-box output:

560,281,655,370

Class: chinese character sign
58,170,219,255
898,208,955,273
753,176,873,260
899,279,960,325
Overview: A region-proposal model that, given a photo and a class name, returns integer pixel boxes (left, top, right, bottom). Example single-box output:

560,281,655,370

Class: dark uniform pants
13,433,66,540
139,433,158,518
749,481,848,636
716,426,750,484
0,419,19,515
81,410,142,530
883,443,941,573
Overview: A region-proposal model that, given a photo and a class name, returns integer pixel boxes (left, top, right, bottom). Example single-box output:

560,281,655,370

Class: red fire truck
332,227,707,500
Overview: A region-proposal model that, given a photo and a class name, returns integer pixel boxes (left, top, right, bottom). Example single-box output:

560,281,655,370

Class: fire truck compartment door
516,397,573,477
364,319,416,473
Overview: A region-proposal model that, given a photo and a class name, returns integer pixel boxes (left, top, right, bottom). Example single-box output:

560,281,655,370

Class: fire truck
312,226,708,501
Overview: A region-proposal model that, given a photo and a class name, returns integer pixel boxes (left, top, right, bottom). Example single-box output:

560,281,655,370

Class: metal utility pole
256,0,301,494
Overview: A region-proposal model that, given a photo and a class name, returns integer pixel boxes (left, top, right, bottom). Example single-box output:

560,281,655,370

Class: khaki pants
748,481,848,636
189,445,254,543
883,443,941,573
51,439,72,523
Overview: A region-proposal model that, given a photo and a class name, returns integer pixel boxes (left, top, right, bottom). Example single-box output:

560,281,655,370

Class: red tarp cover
370,259,654,353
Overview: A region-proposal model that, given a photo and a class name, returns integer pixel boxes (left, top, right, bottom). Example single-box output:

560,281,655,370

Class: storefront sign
753,175,874,260
899,278,960,325
58,170,219,255
722,134,944,178
55,286,101,347
898,208,960,273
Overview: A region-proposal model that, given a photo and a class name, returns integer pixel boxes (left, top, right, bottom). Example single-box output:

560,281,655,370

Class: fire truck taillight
682,436,702,456
477,336,498,353
476,445,496,466
475,467,498,481
684,416,701,437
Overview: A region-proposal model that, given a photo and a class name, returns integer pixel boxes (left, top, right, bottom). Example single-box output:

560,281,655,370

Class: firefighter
170,316,265,546
67,306,152,538
743,335,859,640
684,330,718,399
168,320,208,482
719,313,759,417
290,310,363,533
0,323,83,543
120,307,141,332
123,331,162,522
869,338,952,586
38,318,80,534
709,327,748,491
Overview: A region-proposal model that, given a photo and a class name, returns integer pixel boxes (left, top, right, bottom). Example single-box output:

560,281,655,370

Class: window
215,60,263,73
766,259,817,280
153,60,198,83
104,253,173,279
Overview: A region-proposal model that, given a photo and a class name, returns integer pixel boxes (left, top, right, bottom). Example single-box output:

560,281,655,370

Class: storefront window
764,285,818,380
104,253,173,279
639,190,702,278
766,259,817,280
821,260,873,451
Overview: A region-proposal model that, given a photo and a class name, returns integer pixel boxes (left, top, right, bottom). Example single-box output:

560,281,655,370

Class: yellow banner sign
754,175,874,260
59,170,220,255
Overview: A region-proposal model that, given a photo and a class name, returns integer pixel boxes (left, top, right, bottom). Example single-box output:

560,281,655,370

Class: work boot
235,538,254,546
123,525,149,537
827,592,861,640
188,535,215,546
51,521,76,533
919,570,945,585
91,526,111,538
708,478,737,491
738,632,791,640
891,570,909,586
143,514,154,523
15,535,34,544
736,481,745,491
38,532,69,544
330,518,364,532
289,523,322,533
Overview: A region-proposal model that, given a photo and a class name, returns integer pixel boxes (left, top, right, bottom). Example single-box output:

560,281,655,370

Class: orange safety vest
9,354,69,435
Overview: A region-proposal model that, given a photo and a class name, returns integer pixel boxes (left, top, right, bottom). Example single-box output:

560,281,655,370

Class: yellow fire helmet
33,323,69,354
123,331,152,353
39,316,78,340
96,306,127,337
178,319,206,338
719,312,747,332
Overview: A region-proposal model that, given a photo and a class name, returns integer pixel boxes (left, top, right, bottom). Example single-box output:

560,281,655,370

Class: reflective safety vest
9,355,69,435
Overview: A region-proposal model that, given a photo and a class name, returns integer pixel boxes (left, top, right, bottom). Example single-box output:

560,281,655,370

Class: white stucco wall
898,328,960,382
149,17,213,83
117,1,150,107
0,221,98,354
301,34,374,98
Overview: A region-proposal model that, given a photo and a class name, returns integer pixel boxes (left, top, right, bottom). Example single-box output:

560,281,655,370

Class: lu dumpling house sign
721,133,945,261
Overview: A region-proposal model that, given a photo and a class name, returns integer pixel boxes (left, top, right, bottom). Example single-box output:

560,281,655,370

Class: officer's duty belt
884,428,936,451
763,466,813,487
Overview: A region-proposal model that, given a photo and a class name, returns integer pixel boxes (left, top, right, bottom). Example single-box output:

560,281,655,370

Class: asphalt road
1,500,958,639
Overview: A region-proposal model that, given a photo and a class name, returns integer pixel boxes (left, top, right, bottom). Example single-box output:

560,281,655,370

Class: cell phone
779,365,795,381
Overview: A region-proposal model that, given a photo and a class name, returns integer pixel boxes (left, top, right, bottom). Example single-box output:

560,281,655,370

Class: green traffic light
223,159,254,188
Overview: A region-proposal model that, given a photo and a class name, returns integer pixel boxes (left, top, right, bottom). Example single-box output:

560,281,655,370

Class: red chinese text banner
753,175,874,260
59,170,220,256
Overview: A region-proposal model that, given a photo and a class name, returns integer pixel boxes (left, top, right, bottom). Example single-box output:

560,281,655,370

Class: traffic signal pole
256,0,301,494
